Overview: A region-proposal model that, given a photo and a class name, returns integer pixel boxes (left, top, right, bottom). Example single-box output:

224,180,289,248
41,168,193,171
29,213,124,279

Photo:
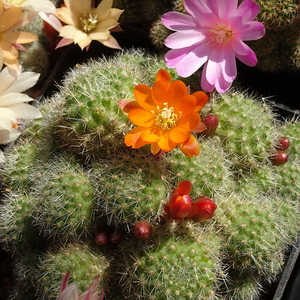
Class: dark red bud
109,231,123,244
201,115,219,137
276,137,290,151
154,150,165,159
132,220,153,239
94,231,109,246
166,193,193,220
269,150,289,166
190,197,217,222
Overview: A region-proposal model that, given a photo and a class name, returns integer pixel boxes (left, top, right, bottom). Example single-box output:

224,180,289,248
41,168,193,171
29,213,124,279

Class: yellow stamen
209,24,233,45
155,103,178,131
12,124,18,129
80,13,98,33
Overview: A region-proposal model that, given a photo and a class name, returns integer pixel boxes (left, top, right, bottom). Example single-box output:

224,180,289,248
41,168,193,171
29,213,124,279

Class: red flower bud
94,231,109,246
201,115,219,137
164,193,193,220
269,150,289,166
190,196,217,222
132,220,153,239
276,137,290,151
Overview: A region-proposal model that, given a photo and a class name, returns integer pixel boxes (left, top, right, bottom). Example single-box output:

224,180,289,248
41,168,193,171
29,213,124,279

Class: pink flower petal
39,12,62,32
232,38,251,56
215,0,238,21
222,46,237,83
60,272,70,292
161,11,196,31
235,0,261,21
166,44,210,78
236,47,258,66
164,29,206,49
184,0,219,27
239,21,265,41
101,35,122,49
215,74,232,94
55,37,73,49
201,64,215,93
13,44,26,51
203,47,223,86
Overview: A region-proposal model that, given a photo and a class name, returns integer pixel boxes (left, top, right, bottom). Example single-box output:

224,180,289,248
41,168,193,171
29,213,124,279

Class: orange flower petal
155,69,172,85
179,134,200,158
125,127,147,148
134,84,157,112
150,143,161,155
168,80,189,108
152,80,171,106
169,127,190,143
141,126,164,143
157,132,177,152
174,94,197,118
128,108,155,127
177,112,201,131
192,91,208,112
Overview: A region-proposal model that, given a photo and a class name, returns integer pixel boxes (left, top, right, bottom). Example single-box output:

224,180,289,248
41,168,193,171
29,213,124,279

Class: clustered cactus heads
0,49,300,300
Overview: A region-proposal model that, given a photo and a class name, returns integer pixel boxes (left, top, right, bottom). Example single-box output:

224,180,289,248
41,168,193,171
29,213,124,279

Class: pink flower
161,0,265,93
58,271,104,300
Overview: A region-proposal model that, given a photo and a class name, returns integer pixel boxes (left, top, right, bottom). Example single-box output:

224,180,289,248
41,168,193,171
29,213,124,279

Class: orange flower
118,69,208,158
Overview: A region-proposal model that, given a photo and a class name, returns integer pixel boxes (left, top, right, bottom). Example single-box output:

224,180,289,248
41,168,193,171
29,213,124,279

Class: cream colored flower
2,0,56,13
0,2,38,70
0,67,42,161
56,0,123,50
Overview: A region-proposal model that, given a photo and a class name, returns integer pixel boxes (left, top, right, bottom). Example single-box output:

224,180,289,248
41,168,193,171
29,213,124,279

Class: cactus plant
31,155,96,242
92,149,168,229
117,222,224,300
1,49,300,300
210,91,280,169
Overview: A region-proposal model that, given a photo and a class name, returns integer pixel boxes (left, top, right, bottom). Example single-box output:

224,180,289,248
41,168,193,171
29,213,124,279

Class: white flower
2,0,56,14
55,0,123,50
0,67,42,162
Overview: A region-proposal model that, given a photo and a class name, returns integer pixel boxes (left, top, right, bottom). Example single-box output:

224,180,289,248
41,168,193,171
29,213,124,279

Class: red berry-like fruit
132,220,153,239
190,197,217,222
276,137,290,151
269,150,289,166
94,231,109,246
201,115,219,137
109,231,123,244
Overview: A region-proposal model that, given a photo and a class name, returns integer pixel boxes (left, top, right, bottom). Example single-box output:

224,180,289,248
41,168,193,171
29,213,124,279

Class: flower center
4,0,25,4
209,24,233,45
155,103,178,131
80,13,98,33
